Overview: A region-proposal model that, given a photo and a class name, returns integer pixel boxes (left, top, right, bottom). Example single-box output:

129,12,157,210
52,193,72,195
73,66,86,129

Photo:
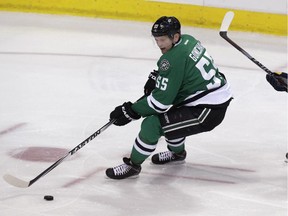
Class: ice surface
0,11,287,216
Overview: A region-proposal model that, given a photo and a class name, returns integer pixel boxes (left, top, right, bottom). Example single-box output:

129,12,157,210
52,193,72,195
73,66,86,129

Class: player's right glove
266,72,288,92
110,102,141,126
144,70,159,96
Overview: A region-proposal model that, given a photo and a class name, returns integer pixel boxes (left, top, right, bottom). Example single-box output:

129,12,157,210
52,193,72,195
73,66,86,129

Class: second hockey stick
219,11,287,92
219,11,274,74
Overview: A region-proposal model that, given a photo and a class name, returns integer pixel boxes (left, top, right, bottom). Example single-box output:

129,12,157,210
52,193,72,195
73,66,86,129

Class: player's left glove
110,102,141,126
144,70,159,96
266,72,288,92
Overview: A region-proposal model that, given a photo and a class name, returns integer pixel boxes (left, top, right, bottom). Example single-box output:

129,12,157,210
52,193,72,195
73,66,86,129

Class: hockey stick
4,95,146,188
3,119,115,188
219,11,273,74
219,11,287,92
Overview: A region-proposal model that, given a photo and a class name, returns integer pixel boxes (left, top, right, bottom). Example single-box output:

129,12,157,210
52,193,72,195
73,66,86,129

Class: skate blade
150,160,186,166
104,174,140,180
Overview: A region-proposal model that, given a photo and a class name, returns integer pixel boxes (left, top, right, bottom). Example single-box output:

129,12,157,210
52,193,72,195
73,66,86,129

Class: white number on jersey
195,51,221,89
156,76,168,91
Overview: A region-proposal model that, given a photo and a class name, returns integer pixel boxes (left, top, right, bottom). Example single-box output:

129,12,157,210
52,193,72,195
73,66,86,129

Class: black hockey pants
159,99,232,140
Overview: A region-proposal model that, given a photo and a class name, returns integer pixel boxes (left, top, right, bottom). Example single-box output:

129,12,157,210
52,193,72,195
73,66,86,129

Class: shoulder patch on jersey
160,59,170,71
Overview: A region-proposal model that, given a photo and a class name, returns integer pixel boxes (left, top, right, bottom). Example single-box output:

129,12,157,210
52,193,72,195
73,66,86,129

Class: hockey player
106,16,233,179
266,72,288,92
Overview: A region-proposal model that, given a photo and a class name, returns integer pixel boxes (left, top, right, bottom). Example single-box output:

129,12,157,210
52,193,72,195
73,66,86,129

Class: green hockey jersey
132,34,232,117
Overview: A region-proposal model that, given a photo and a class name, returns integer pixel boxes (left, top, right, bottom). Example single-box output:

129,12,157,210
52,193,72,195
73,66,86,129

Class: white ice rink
0,11,287,216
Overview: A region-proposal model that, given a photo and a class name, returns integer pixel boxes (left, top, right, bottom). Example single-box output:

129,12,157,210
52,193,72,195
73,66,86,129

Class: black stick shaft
5,95,145,188
28,120,115,186
220,32,272,74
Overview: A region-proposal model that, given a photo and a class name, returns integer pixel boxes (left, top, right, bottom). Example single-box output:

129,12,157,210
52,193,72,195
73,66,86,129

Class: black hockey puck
44,195,54,201
286,153,288,159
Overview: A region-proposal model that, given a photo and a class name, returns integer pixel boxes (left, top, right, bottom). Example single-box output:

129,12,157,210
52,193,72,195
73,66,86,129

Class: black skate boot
151,150,187,165
106,157,141,179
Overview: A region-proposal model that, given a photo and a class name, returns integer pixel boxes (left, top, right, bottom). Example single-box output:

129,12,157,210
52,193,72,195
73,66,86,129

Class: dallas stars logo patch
160,59,170,71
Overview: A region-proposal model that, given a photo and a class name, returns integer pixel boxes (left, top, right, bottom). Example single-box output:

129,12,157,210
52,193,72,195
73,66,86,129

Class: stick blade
3,174,30,188
220,11,234,32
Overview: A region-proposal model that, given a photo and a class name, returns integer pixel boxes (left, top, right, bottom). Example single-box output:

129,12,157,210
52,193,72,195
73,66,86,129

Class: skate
151,150,187,165
106,157,141,179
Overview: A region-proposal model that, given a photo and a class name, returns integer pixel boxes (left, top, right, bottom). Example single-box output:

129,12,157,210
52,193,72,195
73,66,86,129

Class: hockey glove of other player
266,72,288,92
110,102,141,126
144,70,159,96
